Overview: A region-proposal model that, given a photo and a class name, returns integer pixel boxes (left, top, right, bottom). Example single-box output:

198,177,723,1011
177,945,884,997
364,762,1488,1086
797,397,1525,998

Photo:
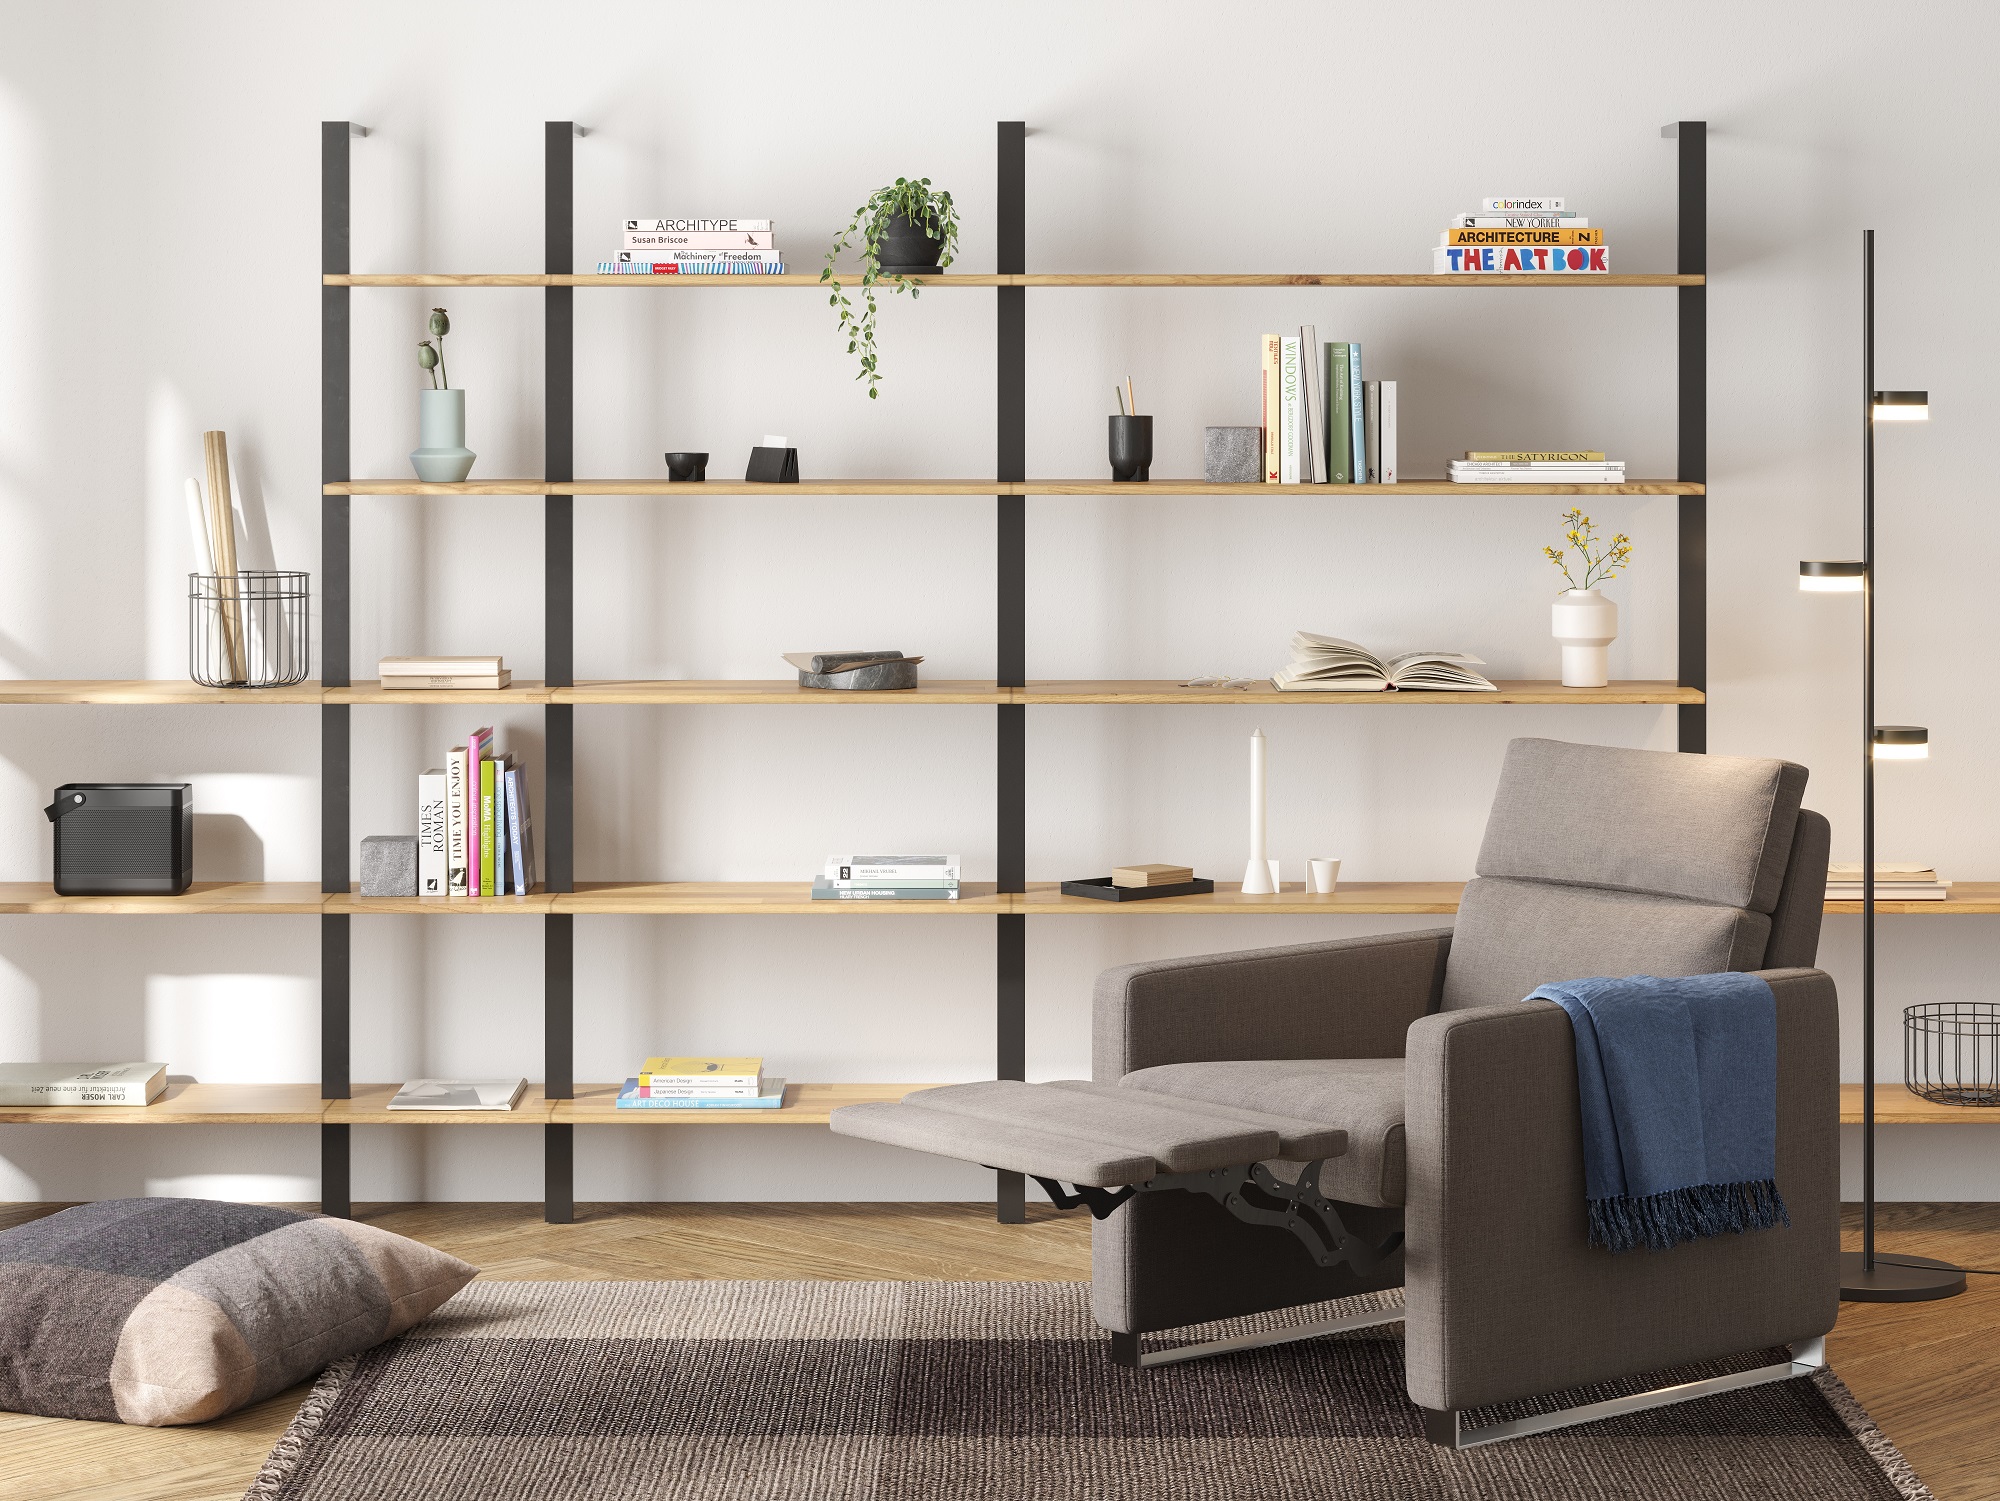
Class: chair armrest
1091,928,1452,1080
1400,967,1841,1413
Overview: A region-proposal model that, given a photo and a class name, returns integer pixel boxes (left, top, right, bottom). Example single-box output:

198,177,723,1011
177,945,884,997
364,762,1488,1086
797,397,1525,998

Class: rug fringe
1812,1367,1939,1501
239,1354,359,1501
1588,1179,1790,1253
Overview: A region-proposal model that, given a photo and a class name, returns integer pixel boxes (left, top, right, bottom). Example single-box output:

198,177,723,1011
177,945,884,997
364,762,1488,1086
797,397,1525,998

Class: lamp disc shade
1873,725,1930,759
1872,390,1929,421
1799,560,1866,592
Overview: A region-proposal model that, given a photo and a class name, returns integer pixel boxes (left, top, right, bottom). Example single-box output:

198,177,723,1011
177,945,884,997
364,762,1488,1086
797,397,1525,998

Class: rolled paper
184,478,215,574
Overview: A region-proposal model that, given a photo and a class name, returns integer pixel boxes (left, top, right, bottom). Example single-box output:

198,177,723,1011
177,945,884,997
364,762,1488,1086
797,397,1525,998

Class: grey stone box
799,659,920,691
359,834,419,897
1204,426,1262,483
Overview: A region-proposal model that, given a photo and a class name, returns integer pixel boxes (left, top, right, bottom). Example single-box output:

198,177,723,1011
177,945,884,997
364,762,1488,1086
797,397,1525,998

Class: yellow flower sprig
1544,508,1632,592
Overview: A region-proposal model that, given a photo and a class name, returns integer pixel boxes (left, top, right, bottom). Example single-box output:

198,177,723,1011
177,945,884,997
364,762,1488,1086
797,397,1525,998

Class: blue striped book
615,1077,788,1109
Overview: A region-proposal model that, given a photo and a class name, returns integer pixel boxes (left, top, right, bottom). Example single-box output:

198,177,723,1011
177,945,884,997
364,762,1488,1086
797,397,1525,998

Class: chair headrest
1475,738,1808,914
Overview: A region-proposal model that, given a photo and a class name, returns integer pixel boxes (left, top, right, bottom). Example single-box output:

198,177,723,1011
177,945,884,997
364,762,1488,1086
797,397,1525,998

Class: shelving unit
46,117,1920,1220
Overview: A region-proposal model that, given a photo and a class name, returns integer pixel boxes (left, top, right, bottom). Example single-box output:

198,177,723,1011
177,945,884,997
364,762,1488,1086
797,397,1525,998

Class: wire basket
189,571,310,688
1904,1002,2000,1106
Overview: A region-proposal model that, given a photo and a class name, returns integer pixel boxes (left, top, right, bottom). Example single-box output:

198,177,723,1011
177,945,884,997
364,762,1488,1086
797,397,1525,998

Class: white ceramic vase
1551,588,1618,688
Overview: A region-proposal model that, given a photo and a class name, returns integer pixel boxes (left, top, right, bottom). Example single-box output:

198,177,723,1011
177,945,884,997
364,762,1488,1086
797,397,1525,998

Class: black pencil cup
1109,415,1152,482
665,451,708,482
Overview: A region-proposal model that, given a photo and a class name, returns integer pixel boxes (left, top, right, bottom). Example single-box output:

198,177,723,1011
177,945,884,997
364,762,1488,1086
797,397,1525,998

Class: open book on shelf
1271,633,1497,692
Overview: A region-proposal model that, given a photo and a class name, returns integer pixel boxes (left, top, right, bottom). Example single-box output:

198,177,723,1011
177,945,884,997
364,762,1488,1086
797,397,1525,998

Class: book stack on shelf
1259,329,1397,486
813,854,960,901
1449,451,1627,485
0,1063,166,1108
417,726,537,898
1434,196,1608,275
379,655,512,690
1826,864,1952,901
597,218,786,276
387,1079,528,1111
616,1058,787,1110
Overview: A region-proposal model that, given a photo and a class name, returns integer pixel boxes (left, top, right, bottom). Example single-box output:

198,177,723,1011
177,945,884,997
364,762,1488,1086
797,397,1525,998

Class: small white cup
1307,857,1341,894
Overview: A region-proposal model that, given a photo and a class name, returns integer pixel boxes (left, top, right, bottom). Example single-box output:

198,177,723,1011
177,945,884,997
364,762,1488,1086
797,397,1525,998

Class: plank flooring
0,1200,1990,1499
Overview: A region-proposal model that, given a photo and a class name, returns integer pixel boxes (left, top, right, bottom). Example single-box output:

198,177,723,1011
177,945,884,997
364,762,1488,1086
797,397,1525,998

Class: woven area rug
244,1280,1931,1501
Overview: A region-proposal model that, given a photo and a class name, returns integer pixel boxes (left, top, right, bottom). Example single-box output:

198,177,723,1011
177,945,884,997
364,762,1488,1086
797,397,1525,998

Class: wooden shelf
323,478,1700,498
1841,1084,2000,1125
0,882,324,914
328,1084,555,1123
559,680,1006,705
555,1081,928,1124
329,680,555,704
325,273,1702,289
1824,883,2000,914
0,1081,325,1124
555,882,1006,915
1019,680,1704,706
0,681,323,705
326,889,552,914
1021,880,1467,915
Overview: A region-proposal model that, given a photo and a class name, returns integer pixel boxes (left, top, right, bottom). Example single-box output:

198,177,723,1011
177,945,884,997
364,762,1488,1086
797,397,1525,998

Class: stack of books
1256,329,1396,485
813,854,960,900
596,218,786,276
416,725,537,898
1449,452,1627,485
378,655,511,690
1434,197,1607,275
386,1079,527,1111
1826,864,1951,901
616,1057,787,1110
0,1063,167,1107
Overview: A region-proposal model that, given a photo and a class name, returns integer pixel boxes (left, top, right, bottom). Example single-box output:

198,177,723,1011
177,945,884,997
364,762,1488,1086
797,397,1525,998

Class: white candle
1250,728,1267,863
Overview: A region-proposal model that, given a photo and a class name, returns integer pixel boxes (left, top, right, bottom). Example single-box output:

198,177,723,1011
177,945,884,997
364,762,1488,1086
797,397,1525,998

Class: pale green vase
411,389,476,482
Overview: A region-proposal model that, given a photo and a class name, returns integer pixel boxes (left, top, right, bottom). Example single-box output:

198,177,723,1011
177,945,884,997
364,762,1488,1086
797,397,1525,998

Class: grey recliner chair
835,737,1840,1447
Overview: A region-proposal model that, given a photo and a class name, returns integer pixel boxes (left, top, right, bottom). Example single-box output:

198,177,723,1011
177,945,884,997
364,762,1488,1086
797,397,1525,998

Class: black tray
1060,876,1214,902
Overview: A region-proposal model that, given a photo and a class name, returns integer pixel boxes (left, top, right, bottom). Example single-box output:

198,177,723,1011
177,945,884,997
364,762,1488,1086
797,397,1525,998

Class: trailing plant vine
821,178,960,398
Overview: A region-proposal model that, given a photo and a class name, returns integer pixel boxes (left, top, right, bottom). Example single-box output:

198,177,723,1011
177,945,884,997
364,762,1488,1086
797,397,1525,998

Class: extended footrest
832,1079,1401,1276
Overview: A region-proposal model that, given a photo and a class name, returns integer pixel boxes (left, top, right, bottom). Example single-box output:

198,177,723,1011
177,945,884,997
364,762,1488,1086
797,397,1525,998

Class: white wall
0,0,1994,1202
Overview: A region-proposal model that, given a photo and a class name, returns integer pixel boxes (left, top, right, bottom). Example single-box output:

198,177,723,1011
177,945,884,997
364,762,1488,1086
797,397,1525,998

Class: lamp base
1839,1250,1966,1302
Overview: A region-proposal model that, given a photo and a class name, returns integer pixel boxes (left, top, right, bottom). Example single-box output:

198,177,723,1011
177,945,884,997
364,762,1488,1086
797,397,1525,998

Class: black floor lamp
1798,230,1966,1303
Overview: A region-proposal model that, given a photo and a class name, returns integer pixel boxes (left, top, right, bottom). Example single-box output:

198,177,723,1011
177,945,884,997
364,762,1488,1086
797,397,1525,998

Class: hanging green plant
821,178,960,399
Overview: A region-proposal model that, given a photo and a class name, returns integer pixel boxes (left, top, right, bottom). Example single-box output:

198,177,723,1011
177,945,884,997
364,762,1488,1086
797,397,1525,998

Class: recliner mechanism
1027,1158,1403,1278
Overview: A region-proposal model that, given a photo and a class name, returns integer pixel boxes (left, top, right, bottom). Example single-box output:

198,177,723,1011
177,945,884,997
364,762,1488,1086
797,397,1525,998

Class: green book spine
479,759,496,896
1326,342,1353,483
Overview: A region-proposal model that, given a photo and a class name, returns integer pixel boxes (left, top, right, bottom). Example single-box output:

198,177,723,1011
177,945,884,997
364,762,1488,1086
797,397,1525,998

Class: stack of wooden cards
379,656,512,690
1112,864,1194,889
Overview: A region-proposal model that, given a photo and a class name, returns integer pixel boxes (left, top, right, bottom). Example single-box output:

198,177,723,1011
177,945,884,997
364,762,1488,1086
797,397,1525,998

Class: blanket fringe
1589,1179,1789,1254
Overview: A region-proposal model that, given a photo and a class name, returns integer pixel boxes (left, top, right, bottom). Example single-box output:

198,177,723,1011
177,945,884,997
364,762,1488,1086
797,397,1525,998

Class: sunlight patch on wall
146,973,316,1081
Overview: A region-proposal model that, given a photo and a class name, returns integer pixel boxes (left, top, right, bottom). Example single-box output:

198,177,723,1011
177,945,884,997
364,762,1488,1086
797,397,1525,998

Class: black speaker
44,784,194,895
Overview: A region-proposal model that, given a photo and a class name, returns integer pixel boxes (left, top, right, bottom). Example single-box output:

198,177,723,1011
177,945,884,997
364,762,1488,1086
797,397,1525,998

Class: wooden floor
0,1200,1991,1500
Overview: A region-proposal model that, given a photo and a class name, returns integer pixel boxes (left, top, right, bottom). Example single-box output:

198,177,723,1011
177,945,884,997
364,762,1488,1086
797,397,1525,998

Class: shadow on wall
193,813,263,881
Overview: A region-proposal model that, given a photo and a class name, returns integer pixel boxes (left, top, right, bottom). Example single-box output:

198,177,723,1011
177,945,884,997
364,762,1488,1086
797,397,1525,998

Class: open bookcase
4,121,1755,1224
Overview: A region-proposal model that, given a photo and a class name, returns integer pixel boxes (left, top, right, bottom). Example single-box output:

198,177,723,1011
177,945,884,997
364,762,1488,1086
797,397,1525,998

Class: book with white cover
1298,325,1325,483
1379,380,1398,484
1278,336,1303,485
0,1062,167,1106
417,769,448,896
1271,633,1496,692
826,855,960,880
379,656,505,676
387,1078,528,1110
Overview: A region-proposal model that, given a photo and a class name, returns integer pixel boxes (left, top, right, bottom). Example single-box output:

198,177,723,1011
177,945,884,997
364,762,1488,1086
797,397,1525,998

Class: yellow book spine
1261,334,1282,482
1446,227,1604,245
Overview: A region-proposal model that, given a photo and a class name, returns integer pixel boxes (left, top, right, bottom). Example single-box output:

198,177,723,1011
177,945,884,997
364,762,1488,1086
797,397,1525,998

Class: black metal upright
544,122,577,1225
1674,121,1707,754
320,121,353,1219
994,121,1028,1224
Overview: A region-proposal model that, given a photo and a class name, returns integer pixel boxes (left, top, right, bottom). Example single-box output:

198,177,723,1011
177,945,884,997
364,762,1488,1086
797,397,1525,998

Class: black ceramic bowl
664,451,709,482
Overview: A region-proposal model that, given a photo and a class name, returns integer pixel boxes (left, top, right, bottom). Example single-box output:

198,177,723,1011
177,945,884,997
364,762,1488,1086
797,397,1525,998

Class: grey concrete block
360,835,419,897
1205,425,1262,483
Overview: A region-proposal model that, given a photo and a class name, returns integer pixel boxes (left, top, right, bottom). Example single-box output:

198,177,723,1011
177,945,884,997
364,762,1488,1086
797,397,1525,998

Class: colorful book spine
1325,342,1353,484
1261,334,1282,482
490,760,508,895
615,1080,787,1110
1279,335,1303,485
615,248,784,267
465,728,491,895
639,1059,763,1087
1481,196,1564,211
417,769,447,897
593,261,789,275
1467,451,1606,462
506,767,531,894
1444,227,1603,246
446,747,469,897
1347,344,1364,483
479,758,497,897
1434,245,1609,274
1379,380,1399,485
623,231,777,249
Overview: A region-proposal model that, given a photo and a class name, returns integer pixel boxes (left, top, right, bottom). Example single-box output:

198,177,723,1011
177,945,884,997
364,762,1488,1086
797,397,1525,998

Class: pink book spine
466,728,492,894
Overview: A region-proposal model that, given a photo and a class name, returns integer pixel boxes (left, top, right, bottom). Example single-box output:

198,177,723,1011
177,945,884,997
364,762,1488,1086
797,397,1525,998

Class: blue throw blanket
1527,972,1788,1254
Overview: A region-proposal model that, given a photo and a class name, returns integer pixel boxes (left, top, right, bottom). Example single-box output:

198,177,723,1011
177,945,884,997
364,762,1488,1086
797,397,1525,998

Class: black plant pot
876,210,944,274
1109,415,1153,482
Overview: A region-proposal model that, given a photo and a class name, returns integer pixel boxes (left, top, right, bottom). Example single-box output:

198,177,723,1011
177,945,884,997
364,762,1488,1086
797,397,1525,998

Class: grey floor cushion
0,1197,476,1425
